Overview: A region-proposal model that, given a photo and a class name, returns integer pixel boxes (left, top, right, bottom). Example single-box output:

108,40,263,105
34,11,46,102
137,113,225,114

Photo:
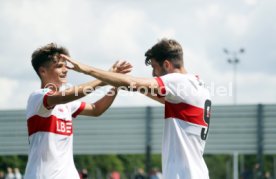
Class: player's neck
172,67,187,74
41,81,59,92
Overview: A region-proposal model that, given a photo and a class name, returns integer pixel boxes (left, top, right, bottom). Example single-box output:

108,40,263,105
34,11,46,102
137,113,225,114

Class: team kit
25,39,211,179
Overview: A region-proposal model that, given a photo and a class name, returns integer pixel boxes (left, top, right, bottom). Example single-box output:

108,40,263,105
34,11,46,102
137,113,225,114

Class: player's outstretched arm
60,55,162,96
77,61,133,117
79,87,118,117
145,93,165,104
46,80,104,108
45,60,131,108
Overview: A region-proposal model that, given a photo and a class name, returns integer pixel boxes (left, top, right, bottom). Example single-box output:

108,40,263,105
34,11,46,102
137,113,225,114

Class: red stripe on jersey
43,91,55,110
155,77,166,95
72,102,86,118
27,115,73,136
165,101,207,127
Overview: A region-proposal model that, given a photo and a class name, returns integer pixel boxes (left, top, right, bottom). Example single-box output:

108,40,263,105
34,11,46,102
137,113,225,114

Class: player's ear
163,60,172,71
38,66,47,78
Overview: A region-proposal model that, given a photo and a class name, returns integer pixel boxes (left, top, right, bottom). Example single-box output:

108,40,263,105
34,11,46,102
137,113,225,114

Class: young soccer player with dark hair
25,43,132,179
61,39,212,179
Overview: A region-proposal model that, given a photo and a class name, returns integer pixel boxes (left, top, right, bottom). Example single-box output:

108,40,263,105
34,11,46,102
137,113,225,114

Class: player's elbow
90,104,105,117
92,111,103,117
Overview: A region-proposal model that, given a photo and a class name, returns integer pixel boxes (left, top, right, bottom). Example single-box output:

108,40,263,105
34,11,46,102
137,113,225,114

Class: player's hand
109,60,133,74
59,54,90,73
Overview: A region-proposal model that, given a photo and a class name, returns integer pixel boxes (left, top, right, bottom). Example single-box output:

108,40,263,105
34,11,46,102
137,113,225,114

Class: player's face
150,59,167,77
43,59,68,88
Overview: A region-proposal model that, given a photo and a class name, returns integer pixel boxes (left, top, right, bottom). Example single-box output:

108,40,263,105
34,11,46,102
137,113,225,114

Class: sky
0,0,275,109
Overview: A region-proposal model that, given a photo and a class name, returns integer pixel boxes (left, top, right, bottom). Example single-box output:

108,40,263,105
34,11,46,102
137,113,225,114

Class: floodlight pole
223,48,245,105
233,151,239,179
145,106,152,178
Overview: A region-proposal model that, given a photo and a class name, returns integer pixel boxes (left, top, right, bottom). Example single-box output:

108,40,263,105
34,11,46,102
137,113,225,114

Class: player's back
157,73,211,179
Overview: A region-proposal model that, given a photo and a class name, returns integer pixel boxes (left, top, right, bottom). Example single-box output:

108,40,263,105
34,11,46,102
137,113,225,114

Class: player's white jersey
25,88,85,179
156,73,211,179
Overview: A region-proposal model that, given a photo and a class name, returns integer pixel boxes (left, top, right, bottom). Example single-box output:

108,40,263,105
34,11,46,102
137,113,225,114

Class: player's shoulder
27,88,52,103
66,100,81,108
161,72,194,82
30,88,51,96
26,89,52,117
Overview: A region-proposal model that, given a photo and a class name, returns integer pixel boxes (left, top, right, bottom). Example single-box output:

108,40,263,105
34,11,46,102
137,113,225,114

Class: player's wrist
111,87,119,92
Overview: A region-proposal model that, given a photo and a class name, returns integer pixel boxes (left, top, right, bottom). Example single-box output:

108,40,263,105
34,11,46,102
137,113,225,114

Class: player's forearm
84,67,161,96
60,54,134,88
47,80,104,106
145,93,165,104
61,80,103,100
84,66,147,90
92,88,118,116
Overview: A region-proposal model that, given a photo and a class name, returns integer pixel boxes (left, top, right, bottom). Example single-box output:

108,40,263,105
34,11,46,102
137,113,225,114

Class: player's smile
42,59,68,89
59,73,67,82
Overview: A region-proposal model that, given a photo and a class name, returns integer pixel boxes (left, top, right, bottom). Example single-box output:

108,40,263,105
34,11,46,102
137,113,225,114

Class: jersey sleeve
42,91,56,110
26,89,54,118
155,73,188,101
70,101,86,118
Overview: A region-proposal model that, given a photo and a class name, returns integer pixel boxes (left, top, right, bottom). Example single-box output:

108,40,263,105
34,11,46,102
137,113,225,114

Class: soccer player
24,43,132,179
61,39,212,179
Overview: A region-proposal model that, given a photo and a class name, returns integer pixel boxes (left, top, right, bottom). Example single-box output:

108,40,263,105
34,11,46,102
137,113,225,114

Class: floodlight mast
223,48,245,105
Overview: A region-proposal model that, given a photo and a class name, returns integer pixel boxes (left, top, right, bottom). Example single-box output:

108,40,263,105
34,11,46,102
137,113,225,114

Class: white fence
0,104,275,155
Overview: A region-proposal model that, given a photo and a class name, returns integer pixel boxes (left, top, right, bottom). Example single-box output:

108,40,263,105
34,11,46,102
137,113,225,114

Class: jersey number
201,99,211,140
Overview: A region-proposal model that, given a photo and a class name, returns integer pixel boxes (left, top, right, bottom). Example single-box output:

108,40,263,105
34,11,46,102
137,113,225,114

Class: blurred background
0,0,275,178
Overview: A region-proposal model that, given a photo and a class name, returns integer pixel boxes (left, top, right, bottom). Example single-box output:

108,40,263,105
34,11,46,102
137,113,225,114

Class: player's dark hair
31,43,69,78
145,38,183,68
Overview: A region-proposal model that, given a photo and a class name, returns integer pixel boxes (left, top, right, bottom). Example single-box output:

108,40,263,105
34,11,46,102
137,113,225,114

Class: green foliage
94,155,124,174
1,154,275,178
150,154,162,174
0,155,27,174
264,155,274,173
117,154,145,175
74,155,125,179
205,154,232,179
74,155,94,172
